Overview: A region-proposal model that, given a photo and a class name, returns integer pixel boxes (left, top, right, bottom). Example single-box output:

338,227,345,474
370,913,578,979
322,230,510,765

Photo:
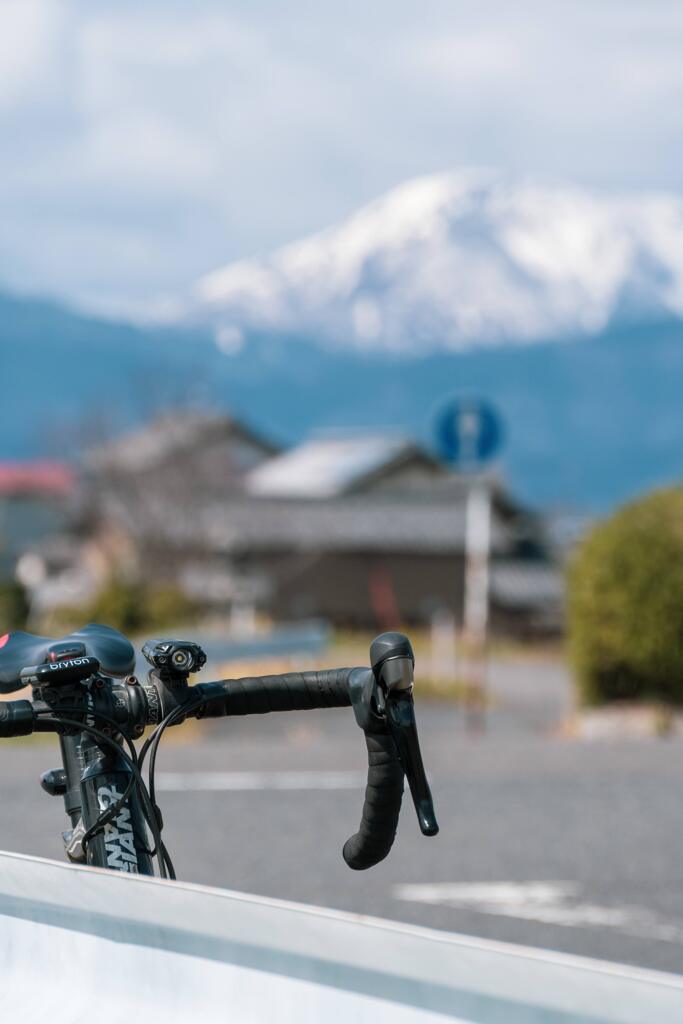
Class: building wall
233,548,561,636
245,550,467,628
0,497,72,578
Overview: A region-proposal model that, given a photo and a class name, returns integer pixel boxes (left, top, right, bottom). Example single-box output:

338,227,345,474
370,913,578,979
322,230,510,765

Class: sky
1,0,683,318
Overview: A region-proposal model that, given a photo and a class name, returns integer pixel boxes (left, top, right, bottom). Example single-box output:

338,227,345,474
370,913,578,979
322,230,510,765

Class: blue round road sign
435,398,503,467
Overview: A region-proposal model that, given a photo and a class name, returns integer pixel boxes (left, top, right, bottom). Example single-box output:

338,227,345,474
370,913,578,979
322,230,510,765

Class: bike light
142,638,207,678
172,648,193,671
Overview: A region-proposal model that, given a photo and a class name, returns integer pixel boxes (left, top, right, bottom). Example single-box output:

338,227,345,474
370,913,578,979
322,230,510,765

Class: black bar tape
343,728,404,870
193,667,403,871
195,668,354,718
0,700,35,738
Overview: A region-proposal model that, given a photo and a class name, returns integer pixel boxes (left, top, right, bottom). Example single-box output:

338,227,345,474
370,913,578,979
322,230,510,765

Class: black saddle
0,623,136,693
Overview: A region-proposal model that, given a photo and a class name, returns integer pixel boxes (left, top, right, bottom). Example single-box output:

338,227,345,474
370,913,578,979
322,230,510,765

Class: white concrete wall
0,851,681,1023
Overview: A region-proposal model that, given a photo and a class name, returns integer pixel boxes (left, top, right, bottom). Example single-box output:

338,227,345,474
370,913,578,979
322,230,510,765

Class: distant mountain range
3,169,683,512
2,290,682,513
190,170,683,351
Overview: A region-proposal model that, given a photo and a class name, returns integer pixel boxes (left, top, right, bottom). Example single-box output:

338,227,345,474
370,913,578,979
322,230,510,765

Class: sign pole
463,482,491,732
435,398,502,734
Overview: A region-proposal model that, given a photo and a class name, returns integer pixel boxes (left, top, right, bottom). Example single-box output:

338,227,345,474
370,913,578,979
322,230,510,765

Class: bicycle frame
59,731,153,875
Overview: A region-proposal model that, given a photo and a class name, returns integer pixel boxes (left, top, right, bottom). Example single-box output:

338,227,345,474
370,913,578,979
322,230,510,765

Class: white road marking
156,770,367,792
394,881,683,945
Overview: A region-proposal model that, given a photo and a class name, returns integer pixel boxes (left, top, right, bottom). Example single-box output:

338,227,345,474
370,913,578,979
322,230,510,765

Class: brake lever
384,692,438,836
370,633,439,838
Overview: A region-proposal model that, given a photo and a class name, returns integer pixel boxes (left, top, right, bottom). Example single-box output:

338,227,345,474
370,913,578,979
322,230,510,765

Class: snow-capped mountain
193,170,683,351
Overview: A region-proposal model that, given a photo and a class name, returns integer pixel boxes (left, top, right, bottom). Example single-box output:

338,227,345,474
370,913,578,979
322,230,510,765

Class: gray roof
105,493,517,555
245,434,445,498
89,413,278,474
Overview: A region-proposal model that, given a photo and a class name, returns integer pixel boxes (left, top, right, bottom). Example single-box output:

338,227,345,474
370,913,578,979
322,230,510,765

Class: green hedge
50,578,199,637
568,487,683,706
0,581,29,632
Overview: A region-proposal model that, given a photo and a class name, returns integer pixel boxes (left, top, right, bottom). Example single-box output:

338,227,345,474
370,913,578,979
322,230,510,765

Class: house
88,412,280,493
192,492,559,633
87,426,561,634
21,418,564,636
240,433,562,632
14,414,279,618
0,461,77,578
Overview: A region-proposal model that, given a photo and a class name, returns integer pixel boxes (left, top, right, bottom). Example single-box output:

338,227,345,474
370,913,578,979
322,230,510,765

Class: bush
568,487,683,706
0,581,29,632
142,584,198,631
88,578,145,635
59,578,199,637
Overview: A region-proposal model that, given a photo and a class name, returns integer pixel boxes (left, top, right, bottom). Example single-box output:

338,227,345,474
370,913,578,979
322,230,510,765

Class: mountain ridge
1,290,682,512
190,170,683,353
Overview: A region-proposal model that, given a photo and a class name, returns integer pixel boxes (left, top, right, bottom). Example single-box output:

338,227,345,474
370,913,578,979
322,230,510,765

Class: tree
568,487,683,705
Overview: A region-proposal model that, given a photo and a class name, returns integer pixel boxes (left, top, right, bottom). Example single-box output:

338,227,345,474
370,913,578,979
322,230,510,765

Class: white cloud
78,113,215,190
0,0,64,108
405,28,528,88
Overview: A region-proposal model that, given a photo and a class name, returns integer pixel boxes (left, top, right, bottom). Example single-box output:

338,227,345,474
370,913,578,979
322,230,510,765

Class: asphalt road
2,658,683,975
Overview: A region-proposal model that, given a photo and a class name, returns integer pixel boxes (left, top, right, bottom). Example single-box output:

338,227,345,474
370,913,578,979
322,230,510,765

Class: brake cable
39,693,203,880
138,696,204,879
36,709,169,878
34,705,144,841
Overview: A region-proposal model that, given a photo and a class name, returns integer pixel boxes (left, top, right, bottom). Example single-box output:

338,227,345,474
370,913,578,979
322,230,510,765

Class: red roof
0,462,75,497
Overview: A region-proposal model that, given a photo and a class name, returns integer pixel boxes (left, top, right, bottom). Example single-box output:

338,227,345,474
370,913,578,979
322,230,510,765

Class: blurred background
2,0,683,975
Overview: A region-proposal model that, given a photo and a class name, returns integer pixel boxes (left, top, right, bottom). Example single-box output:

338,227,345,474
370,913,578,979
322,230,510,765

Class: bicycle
0,624,438,877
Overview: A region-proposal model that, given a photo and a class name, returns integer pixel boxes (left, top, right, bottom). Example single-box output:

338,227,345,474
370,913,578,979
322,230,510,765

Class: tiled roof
0,462,75,497
89,413,278,473
245,435,441,498
105,493,516,555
